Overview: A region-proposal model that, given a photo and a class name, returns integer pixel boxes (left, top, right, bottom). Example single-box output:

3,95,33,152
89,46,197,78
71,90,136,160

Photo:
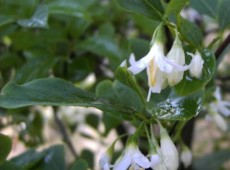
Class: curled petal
133,149,152,169
128,53,153,75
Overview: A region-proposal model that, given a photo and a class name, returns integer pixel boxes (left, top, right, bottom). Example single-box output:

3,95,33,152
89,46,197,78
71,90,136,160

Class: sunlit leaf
147,91,203,120
17,6,49,28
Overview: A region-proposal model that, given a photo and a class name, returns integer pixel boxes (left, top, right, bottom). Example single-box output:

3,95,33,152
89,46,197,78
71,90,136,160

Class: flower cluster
99,124,180,170
206,87,230,131
124,24,204,101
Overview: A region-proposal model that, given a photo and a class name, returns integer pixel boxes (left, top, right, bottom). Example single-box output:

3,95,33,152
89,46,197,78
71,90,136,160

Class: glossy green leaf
148,91,203,120
115,67,146,105
0,78,134,116
0,134,12,163
178,17,203,48
175,49,216,96
17,5,49,28
117,0,164,21
69,159,89,170
165,0,189,20
193,150,230,170
190,0,218,18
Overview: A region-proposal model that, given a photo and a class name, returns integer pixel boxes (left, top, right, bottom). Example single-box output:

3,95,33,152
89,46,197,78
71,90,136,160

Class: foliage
0,0,230,169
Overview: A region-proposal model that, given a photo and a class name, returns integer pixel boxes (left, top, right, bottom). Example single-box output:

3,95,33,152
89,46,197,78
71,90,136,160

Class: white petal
160,129,179,170
188,51,204,78
99,154,111,170
128,52,152,75
212,113,228,131
132,149,152,168
120,60,127,67
214,87,222,101
180,147,192,168
113,148,133,170
217,102,230,116
150,154,161,168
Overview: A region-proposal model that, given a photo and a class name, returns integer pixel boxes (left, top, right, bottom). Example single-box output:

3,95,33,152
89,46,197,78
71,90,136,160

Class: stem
215,33,230,59
53,107,78,158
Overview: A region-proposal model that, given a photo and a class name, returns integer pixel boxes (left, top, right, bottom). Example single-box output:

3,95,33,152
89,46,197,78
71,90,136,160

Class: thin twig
215,33,230,59
53,107,78,158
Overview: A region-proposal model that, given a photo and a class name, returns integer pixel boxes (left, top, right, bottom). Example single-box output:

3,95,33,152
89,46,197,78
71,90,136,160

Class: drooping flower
127,25,188,101
180,145,192,168
166,32,187,86
113,144,152,170
187,51,204,78
159,125,179,170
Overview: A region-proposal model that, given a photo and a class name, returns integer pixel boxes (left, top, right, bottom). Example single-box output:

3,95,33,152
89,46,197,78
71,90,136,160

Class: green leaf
0,16,14,27
17,5,49,28
193,150,230,170
117,0,164,21
190,0,218,18
102,113,121,136
148,91,203,120
175,49,216,96
115,67,146,105
34,145,65,170
96,80,143,116
79,35,123,67
0,78,134,116
178,17,203,48
10,149,45,169
69,159,89,170
217,0,230,30
0,134,12,163
0,161,23,170
165,0,189,19
47,1,89,19
14,56,58,84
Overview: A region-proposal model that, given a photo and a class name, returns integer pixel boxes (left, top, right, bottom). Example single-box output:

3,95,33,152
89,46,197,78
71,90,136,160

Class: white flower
213,87,230,116
150,154,161,168
113,144,151,170
212,112,228,131
187,51,204,78
180,146,192,168
99,153,111,170
206,87,230,131
160,126,179,170
166,34,186,86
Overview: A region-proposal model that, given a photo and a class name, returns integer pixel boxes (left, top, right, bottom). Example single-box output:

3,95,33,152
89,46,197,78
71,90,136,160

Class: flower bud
166,36,185,86
180,146,192,168
188,51,204,78
160,126,179,170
